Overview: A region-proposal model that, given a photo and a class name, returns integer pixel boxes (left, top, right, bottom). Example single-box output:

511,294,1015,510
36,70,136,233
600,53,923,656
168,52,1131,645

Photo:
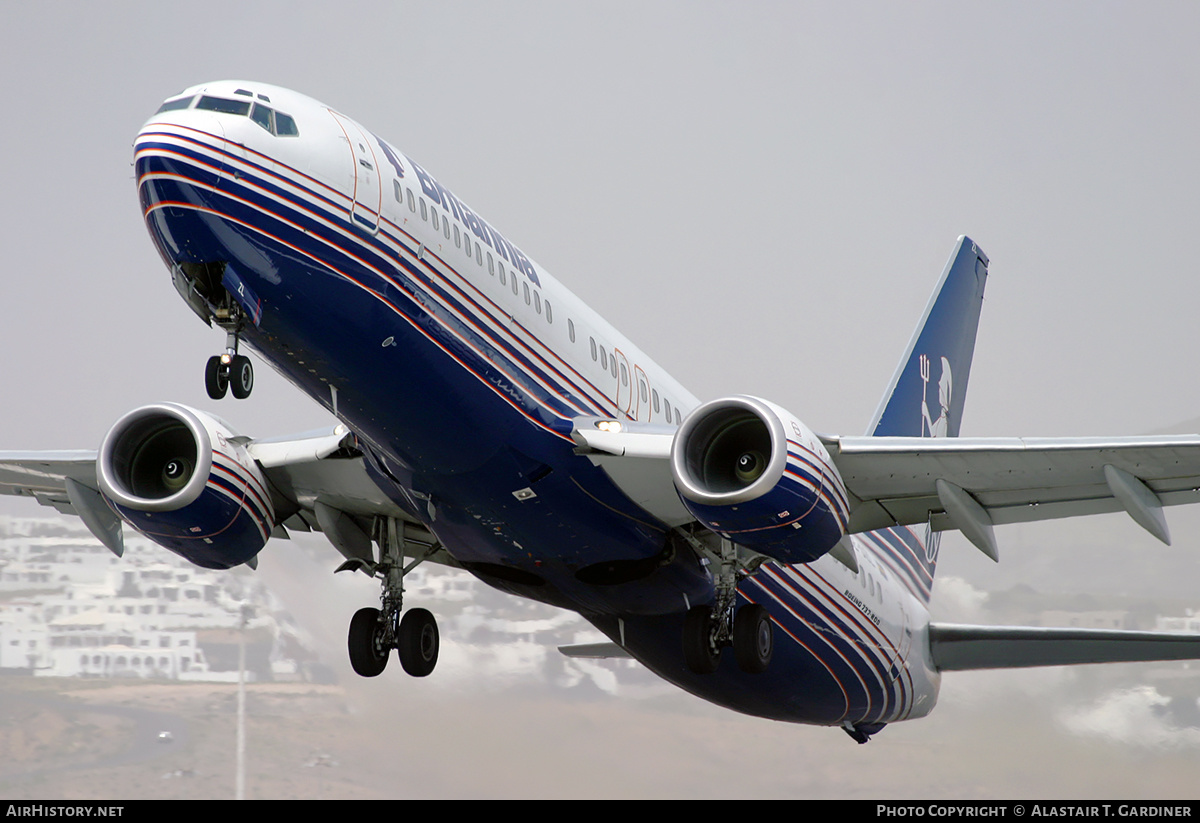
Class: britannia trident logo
919,354,953,438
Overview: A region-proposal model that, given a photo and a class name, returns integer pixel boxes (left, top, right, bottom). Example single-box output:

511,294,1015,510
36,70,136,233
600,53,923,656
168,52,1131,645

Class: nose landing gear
205,331,254,400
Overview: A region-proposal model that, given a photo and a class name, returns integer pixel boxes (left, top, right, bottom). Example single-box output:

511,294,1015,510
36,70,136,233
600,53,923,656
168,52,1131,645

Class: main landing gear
205,330,254,400
679,534,774,675
341,517,441,678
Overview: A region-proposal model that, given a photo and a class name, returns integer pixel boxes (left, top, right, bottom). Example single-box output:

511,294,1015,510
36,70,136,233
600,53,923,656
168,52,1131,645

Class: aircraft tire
682,605,719,675
230,355,254,399
205,356,228,400
398,608,439,677
348,607,389,677
733,603,773,674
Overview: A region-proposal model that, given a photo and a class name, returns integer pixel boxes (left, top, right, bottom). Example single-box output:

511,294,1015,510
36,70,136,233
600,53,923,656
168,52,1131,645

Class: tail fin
867,236,989,438
860,237,989,601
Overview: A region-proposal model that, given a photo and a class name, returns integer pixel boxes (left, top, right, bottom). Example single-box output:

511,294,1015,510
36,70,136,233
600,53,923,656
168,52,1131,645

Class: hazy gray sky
3,1,1200,798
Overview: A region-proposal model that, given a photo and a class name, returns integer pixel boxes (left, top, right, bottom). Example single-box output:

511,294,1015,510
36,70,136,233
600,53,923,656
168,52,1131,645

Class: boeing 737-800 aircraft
5,81,1200,742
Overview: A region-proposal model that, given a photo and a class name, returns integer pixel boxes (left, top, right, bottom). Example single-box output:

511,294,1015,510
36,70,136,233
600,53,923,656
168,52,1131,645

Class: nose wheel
204,332,254,400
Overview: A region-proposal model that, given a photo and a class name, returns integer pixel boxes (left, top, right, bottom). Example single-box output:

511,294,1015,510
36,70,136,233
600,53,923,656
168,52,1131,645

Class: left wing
572,420,1200,559
0,451,102,515
0,428,452,568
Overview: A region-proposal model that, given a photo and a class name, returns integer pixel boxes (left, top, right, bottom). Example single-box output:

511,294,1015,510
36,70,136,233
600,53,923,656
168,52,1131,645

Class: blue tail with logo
858,237,989,600
867,236,989,439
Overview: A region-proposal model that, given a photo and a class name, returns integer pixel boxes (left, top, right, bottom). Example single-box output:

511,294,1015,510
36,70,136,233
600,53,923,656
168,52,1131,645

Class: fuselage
134,80,939,728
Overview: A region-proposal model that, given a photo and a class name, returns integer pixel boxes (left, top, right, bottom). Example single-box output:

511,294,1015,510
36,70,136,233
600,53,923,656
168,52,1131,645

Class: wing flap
929,623,1200,671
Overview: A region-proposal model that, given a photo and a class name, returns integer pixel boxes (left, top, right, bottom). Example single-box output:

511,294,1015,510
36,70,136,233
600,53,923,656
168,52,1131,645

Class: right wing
571,419,1200,560
823,434,1200,556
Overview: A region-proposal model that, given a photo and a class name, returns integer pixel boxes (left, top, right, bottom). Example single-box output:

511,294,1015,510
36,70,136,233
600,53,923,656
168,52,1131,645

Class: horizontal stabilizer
557,642,632,660
929,623,1200,671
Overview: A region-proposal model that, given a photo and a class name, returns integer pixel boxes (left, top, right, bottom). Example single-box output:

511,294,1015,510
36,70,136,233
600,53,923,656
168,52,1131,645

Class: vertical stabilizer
860,237,989,601
867,236,989,439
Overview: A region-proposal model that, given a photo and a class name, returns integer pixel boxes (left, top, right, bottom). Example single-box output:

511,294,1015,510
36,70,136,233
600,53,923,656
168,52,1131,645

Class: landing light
596,420,622,433
220,353,233,365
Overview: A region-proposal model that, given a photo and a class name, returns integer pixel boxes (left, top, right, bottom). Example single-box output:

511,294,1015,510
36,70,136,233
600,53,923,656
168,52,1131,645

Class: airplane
4,79,1200,743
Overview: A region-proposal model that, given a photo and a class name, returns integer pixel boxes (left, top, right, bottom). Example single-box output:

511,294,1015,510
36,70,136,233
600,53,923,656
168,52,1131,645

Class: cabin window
443,217,451,239
511,273,519,295
419,198,428,221
499,265,506,285
545,301,553,323
523,282,531,305
432,210,440,231
652,389,660,413
476,245,483,266
639,380,648,403
407,189,416,213
600,348,608,370
534,291,542,315
590,337,597,361
675,408,681,425
393,180,403,204
487,253,494,275
454,225,461,248
620,363,629,386
464,236,472,257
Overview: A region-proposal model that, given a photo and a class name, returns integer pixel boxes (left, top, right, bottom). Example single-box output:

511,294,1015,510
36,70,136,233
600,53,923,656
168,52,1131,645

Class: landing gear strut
205,331,254,400
342,517,441,678
679,534,773,675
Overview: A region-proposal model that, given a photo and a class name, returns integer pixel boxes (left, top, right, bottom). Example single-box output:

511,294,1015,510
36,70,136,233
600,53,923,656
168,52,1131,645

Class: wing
823,434,1200,557
572,419,1200,559
0,428,451,569
0,450,100,514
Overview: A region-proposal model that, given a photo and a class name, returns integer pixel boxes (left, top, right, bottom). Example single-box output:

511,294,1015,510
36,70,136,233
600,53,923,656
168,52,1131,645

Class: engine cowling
671,396,849,564
96,403,275,569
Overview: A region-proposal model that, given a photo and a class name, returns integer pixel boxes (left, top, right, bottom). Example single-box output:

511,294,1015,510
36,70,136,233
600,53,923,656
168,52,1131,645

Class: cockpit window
251,103,273,133
211,99,301,138
274,112,299,137
196,96,251,116
155,96,194,114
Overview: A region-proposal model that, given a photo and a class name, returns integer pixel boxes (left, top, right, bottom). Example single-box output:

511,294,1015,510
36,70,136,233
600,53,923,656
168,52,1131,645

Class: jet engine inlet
98,404,211,511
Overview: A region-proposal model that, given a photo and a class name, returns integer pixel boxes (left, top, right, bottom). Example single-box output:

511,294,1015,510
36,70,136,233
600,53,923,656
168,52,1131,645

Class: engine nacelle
671,396,849,564
97,403,275,569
